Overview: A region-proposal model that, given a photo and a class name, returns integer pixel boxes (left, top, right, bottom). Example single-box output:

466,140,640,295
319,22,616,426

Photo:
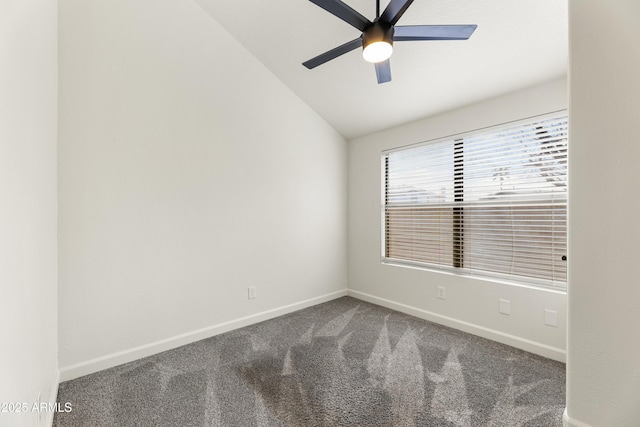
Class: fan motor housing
363,21,394,48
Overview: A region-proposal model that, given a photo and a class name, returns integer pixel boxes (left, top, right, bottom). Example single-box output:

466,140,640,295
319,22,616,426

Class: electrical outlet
499,299,511,315
248,286,256,300
437,286,446,300
544,309,558,327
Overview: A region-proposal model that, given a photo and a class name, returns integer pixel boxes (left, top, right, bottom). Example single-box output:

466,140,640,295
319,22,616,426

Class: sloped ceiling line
193,0,567,139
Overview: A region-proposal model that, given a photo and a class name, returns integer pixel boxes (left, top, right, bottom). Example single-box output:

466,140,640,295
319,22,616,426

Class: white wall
0,0,59,426
565,1,640,426
349,78,568,361
58,0,347,377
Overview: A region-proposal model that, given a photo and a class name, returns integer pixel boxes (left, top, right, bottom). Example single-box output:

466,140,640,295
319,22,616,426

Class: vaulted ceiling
194,0,567,139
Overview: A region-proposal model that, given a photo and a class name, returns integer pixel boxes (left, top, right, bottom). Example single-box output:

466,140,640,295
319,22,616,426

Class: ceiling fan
303,0,477,84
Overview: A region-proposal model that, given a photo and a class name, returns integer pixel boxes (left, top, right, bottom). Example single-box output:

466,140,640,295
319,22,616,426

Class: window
383,112,568,290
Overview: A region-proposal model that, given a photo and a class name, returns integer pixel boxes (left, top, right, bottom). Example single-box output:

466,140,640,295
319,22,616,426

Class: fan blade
308,0,371,31
393,25,477,41
375,59,391,84
303,38,363,69
380,0,414,25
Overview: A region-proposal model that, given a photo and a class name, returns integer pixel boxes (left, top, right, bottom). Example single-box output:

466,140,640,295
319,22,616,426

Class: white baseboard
563,408,593,427
44,369,60,427
348,289,566,363
59,289,348,382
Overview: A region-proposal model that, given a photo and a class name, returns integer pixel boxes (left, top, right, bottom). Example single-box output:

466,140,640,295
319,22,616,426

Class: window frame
380,111,568,292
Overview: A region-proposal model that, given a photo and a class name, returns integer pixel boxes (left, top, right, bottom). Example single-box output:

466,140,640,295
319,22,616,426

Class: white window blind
383,112,568,290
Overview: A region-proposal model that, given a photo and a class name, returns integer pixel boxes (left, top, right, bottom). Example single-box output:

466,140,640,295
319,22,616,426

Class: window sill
381,259,567,295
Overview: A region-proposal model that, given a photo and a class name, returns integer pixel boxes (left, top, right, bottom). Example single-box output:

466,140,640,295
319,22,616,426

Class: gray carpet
54,297,565,426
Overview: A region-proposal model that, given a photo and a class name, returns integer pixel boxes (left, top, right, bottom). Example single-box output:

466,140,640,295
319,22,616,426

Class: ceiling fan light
362,41,393,63
362,21,394,63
